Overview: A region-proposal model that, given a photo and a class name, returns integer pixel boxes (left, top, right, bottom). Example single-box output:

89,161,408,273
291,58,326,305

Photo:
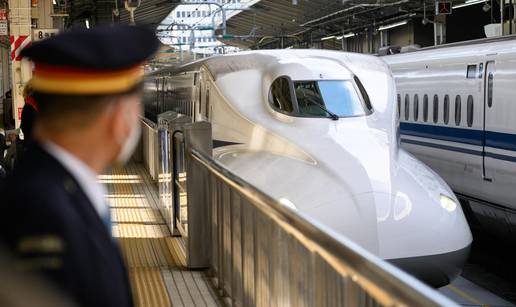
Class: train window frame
404,94,410,121
488,72,494,108
467,95,474,127
433,94,439,124
269,77,373,118
467,65,477,79
268,76,297,115
413,94,419,122
443,95,450,125
353,76,373,111
455,95,462,126
423,94,429,122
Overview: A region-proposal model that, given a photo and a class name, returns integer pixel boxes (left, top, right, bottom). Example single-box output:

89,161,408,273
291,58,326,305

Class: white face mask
115,104,141,165
115,121,141,165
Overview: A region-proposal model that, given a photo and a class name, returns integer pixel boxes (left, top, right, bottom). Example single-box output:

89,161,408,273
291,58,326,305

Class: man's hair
32,82,143,131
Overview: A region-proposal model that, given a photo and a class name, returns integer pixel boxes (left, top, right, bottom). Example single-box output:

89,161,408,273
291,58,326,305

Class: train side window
193,73,198,86
397,94,401,119
404,94,410,120
413,94,419,122
443,95,450,125
455,95,462,126
467,65,477,79
269,77,294,113
423,94,429,122
488,73,494,108
467,95,474,127
433,94,439,123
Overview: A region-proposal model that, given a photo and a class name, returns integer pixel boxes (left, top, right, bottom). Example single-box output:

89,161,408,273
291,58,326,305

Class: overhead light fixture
343,32,355,38
52,0,57,4
378,20,408,31
85,19,90,29
321,35,336,41
452,0,484,9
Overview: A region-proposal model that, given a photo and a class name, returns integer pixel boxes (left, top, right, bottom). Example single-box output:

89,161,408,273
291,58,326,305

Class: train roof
383,34,516,65
147,49,390,81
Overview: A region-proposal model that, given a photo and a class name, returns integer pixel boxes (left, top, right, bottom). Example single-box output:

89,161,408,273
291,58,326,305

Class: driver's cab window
295,81,326,116
269,77,294,113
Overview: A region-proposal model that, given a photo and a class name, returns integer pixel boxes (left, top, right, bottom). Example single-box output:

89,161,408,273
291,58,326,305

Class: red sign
18,107,23,120
437,1,452,15
0,9,7,21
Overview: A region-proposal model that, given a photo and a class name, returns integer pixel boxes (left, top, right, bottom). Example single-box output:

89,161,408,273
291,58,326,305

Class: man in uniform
0,25,159,306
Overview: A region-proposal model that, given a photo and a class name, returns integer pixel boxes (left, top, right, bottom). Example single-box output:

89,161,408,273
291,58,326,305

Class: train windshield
294,80,368,118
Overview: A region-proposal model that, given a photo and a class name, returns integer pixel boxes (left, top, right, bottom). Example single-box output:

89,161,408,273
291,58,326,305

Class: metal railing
181,126,457,307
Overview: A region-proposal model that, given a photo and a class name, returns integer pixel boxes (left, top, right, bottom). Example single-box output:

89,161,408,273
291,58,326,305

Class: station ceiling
222,0,484,49
67,0,180,29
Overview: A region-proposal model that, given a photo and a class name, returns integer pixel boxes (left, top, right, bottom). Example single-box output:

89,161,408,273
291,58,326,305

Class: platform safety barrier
177,122,458,307
141,118,159,181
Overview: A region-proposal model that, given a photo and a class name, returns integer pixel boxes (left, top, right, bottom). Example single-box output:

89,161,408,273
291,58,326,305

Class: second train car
384,36,516,240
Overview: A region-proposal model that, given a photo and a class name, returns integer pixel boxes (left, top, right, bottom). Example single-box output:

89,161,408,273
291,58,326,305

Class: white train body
384,37,516,239
144,50,472,287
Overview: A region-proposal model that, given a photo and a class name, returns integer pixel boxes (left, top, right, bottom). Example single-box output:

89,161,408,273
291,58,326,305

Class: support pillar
0,47,9,122
8,0,32,128
434,14,446,45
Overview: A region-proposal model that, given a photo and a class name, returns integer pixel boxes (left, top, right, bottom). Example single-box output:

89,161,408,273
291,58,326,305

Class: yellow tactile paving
101,163,222,307
130,268,170,307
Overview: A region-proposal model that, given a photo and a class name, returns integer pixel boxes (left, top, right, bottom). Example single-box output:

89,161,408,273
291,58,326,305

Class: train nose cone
354,191,472,287
389,244,471,288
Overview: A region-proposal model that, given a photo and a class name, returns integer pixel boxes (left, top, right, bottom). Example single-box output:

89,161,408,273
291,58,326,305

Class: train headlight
440,194,457,212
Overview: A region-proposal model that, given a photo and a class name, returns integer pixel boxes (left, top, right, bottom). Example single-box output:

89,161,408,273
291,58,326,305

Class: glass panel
294,80,367,117
397,94,401,119
423,94,429,122
404,94,410,120
467,65,477,79
413,94,419,122
270,77,294,113
433,94,439,124
488,73,493,108
443,95,450,125
467,95,474,127
455,95,461,126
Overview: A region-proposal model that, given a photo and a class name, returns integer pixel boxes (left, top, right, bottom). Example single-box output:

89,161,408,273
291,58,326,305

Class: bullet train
144,50,472,287
384,36,516,240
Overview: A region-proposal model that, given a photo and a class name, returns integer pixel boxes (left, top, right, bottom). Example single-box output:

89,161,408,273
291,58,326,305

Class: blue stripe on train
400,122,483,146
400,122,516,163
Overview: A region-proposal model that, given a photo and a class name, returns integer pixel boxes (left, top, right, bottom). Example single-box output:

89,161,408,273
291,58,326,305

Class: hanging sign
0,9,8,36
33,28,59,41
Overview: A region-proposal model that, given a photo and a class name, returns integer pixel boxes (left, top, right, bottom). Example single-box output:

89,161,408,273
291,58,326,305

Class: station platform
101,162,223,307
100,161,516,307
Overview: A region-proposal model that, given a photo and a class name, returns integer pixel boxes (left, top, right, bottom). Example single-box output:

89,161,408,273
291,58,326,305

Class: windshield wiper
306,97,339,120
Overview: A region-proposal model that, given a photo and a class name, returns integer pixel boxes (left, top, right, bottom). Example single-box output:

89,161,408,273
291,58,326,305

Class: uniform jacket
0,143,133,307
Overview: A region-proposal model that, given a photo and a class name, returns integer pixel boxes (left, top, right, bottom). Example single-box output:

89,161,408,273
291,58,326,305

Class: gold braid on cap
30,64,144,95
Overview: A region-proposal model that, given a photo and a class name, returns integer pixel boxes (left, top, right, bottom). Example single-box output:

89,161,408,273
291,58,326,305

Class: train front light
440,194,457,212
